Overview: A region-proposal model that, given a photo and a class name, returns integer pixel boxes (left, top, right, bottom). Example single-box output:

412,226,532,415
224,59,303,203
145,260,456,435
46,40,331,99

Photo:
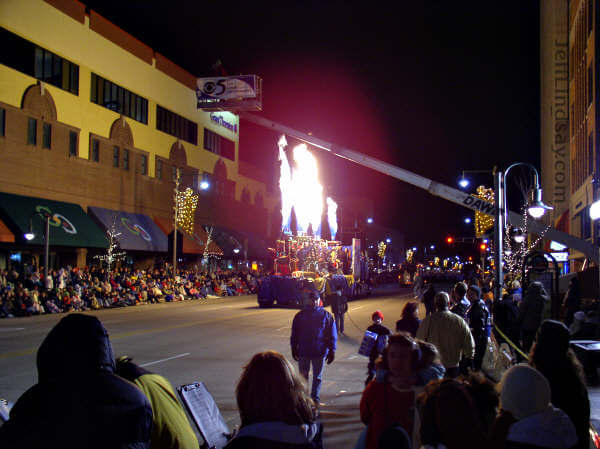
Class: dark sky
82,0,540,247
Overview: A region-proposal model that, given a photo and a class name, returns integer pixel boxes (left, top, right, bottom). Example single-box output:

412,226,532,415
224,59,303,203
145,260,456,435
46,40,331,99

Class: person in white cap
492,363,578,449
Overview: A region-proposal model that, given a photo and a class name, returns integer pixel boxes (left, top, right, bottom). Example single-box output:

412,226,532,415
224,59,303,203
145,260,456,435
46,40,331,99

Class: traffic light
480,243,487,252
446,236,454,244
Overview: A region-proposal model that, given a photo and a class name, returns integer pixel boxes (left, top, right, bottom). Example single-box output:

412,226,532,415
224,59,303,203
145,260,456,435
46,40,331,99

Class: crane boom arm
240,112,599,262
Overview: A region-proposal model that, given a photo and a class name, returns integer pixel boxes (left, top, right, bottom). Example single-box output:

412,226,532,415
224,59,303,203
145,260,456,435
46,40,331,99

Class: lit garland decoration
95,215,126,273
176,187,198,236
474,185,495,237
501,205,550,276
378,241,386,259
406,249,414,263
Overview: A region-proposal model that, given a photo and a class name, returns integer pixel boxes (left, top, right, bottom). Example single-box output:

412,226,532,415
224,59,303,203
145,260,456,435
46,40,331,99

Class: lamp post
173,167,180,276
24,211,51,282
493,163,552,301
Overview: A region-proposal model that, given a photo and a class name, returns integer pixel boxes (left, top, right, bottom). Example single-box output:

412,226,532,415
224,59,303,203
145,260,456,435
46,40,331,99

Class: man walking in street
416,291,475,378
291,289,337,404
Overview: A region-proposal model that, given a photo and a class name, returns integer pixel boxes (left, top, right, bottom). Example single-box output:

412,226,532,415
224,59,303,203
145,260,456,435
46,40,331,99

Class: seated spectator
491,364,578,449
0,314,152,448
224,350,322,449
116,356,199,449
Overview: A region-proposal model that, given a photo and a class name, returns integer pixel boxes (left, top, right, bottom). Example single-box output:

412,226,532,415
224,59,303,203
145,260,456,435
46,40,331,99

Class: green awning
0,192,108,248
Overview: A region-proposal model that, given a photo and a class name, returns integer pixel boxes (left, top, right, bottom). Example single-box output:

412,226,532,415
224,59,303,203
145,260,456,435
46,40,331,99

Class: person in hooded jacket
224,351,322,449
0,313,153,449
115,356,199,449
517,281,549,353
491,363,578,449
529,320,590,449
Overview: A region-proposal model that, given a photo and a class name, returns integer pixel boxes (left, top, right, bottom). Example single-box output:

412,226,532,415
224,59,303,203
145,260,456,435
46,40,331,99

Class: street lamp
464,217,472,224
458,169,493,189
366,217,373,224
493,163,552,301
386,238,392,243
24,211,51,282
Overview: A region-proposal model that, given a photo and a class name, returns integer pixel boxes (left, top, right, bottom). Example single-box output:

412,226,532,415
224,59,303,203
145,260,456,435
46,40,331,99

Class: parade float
258,136,363,307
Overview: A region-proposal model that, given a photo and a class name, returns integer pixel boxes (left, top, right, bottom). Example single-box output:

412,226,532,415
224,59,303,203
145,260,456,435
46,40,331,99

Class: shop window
69,131,77,156
113,146,120,168
91,138,99,162
123,149,129,170
0,108,5,137
27,117,36,145
141,154,148,175
42,122,51,149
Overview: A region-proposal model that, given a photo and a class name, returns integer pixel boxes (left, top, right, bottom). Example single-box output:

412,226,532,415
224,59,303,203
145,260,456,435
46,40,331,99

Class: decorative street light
493,163,552,301
24,211,51,281
458,169,493,190
366,217,373,224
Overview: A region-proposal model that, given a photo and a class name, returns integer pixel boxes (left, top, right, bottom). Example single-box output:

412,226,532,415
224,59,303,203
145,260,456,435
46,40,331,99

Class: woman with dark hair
529,320,590,449
417,377,490,449
396,302,421,337
360,333,422,449
224,351,322,449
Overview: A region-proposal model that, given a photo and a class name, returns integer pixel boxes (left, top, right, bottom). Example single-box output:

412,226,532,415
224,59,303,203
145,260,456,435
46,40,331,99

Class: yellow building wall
0,0,241,189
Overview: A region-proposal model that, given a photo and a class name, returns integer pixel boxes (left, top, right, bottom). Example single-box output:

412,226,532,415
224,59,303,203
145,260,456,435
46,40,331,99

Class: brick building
0,0,276,270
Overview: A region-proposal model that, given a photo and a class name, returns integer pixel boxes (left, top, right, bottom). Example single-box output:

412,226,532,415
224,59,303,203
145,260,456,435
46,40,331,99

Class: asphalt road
0,286,416,449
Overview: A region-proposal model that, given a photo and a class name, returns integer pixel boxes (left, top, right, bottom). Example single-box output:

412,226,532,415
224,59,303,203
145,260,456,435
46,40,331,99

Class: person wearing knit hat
530,320,590,449
365,310,391,386
496,364,578,449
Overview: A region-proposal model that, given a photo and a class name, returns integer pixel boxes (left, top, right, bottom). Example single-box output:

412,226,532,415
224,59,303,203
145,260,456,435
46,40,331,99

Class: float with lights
257,137,360,307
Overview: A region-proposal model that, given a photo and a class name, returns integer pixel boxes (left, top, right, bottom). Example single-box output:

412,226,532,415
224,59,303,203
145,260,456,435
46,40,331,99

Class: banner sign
196,75,262,111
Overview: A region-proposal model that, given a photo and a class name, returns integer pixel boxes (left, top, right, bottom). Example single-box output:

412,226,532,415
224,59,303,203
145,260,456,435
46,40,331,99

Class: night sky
82,0,541,248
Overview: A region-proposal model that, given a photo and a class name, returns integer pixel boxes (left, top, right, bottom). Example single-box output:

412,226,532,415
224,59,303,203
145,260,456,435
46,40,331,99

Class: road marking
347,355,359,360
0,309,262,360
140,352,191,367
0,328,25,332
275,326,288,331
350,306,365,311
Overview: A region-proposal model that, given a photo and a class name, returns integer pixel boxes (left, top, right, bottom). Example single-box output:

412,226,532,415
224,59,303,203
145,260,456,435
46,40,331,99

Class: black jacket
0,314,153,449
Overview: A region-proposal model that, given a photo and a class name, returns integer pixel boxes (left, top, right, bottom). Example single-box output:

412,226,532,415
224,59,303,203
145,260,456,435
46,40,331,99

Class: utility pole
173,167,180,276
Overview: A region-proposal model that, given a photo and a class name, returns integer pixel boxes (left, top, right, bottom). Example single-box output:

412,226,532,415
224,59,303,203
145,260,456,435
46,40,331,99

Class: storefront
88,206,168,269
0,192,107,270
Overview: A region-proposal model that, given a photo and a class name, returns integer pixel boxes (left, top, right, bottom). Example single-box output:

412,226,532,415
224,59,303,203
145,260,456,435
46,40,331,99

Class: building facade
0,0,275,269
568,0,598,267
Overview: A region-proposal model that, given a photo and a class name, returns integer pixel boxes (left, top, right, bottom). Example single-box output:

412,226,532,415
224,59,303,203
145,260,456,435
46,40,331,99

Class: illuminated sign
210,113,237,133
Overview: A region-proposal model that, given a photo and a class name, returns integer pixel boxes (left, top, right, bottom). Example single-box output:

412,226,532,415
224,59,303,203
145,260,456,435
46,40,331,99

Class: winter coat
396,316,421,337
360,380,421,449
505,406,578,449
291,306,337,358
416,310,475,369
116,360,199,449
224,421,323,449
517,282,549,332
450,297,470,320
468,298,491,338
0,314,153,449
494,295,520,343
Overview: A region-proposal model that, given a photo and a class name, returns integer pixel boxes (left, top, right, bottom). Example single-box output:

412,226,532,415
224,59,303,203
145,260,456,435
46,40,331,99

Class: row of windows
204,129,235,160
25,117,78,155
91,73,148,124
90,138,148,175
0,27,79,95
156,105,198,145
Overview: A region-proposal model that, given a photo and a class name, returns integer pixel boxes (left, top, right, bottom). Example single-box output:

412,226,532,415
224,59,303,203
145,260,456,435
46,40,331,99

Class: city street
0,286,415,449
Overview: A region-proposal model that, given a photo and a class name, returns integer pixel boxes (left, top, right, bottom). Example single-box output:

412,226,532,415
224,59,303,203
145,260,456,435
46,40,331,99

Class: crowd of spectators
0,265,263,318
